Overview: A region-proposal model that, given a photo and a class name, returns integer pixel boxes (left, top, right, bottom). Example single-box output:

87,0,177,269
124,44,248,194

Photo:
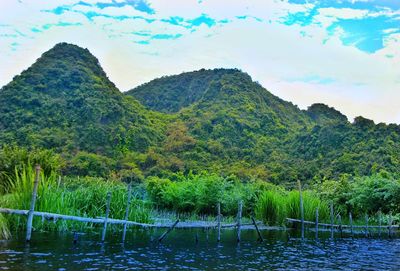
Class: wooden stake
349,212,353,238
158,219,179,242
330,202,334,239
26,164,40,242
251,217,263,242
315,208,319,240
378,209,382,238
388,212,393,238
365,214,369,238
338,214,343,238
122,183,132,242
101,192,111,242
237,201,242,243
73,231,78,244
217,202,221,242
298,180,304,240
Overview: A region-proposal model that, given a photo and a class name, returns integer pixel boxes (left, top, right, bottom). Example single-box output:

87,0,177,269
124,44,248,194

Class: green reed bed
0,166,152,237
255,190,330,226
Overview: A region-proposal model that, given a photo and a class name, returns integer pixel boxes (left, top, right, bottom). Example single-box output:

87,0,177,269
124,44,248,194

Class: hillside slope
128,69,400,183
0,43,167,156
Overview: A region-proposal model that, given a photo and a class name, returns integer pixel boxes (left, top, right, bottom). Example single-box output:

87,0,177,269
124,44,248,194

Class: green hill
0,43,168,177
1,43,400,185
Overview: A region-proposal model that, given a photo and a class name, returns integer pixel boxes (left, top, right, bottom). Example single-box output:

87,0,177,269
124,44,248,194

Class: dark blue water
1,229,399,270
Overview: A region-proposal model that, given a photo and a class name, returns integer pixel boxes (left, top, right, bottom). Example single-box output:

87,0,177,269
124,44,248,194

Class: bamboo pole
73,231,78,244
217,202,221,242
315,208,319,240
101,192,111,242
330,202,334,239
158,219,179,242
378,209,382,238
26,164,41,242
1,208,257,229
298,180,305,240
285,218,398,229
237,201,242,243
251,217,263,242
122,183,132,242
388,212,393,238
338,214,343,238
349,212,353,238
365,214,369,238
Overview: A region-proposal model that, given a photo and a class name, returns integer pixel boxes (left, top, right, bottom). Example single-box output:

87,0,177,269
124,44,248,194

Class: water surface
1,229,399,270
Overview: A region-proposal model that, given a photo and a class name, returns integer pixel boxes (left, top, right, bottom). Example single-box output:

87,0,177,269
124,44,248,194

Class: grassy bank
0,166,152,236
1,165,400,239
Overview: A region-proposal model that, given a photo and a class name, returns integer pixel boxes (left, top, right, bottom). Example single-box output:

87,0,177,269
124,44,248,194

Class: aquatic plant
255,190,330,225
0,213,11,239
255,190,287,225
0,166,152,233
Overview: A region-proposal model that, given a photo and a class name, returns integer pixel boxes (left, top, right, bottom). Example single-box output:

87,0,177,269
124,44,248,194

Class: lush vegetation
145,172,279,216
1,43,400,238
0,166,151,236
255,190,330,226
2,43,400,183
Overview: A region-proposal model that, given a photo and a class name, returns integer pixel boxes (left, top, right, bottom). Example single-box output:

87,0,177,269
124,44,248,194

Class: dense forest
1,43,400,187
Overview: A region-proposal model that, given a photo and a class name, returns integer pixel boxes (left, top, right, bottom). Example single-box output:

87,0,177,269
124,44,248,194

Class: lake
1,229,399,270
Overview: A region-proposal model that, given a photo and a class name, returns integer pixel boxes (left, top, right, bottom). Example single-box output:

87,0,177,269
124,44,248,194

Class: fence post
251,216,264,242
122,183,132,242
330,202,334,239
237,201,242,243
315,208,319,240
349,212,353,238
378,209,382,238
388,212,393,238
217,202,221,242
365,214,369,238
101,192,111,242
298,180,304,240
338,214,343,238
158,219,179,242
26,164,41,242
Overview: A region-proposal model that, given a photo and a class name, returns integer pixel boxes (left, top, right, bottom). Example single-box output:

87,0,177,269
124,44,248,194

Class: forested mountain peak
3,42,118,97
0,43,166,157
307,103,348,125
127,68,246,113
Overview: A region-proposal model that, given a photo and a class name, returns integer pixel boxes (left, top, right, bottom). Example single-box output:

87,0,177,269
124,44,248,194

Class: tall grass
255,191,287,225
0,214,11,239
255,190,330,225
0,166,152,234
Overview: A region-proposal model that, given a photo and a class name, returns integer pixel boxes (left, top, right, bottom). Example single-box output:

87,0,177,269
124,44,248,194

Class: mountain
307,103,348,125
0,43,167,161
128,68,237,113
129,68,400,183
1,43,400,184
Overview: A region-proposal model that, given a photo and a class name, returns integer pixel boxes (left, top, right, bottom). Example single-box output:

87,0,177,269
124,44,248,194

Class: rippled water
1,229,400,270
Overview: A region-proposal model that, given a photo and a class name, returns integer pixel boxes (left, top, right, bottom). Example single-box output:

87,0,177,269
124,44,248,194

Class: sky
0,0,399,124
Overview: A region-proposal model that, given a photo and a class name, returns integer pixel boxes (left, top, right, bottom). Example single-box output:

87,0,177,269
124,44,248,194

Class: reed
0,166,152,234
255,190,330,225
0,213,11,239
255,190,287,225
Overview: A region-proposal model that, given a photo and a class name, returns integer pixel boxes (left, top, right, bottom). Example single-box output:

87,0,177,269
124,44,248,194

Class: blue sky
0,0,399,123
